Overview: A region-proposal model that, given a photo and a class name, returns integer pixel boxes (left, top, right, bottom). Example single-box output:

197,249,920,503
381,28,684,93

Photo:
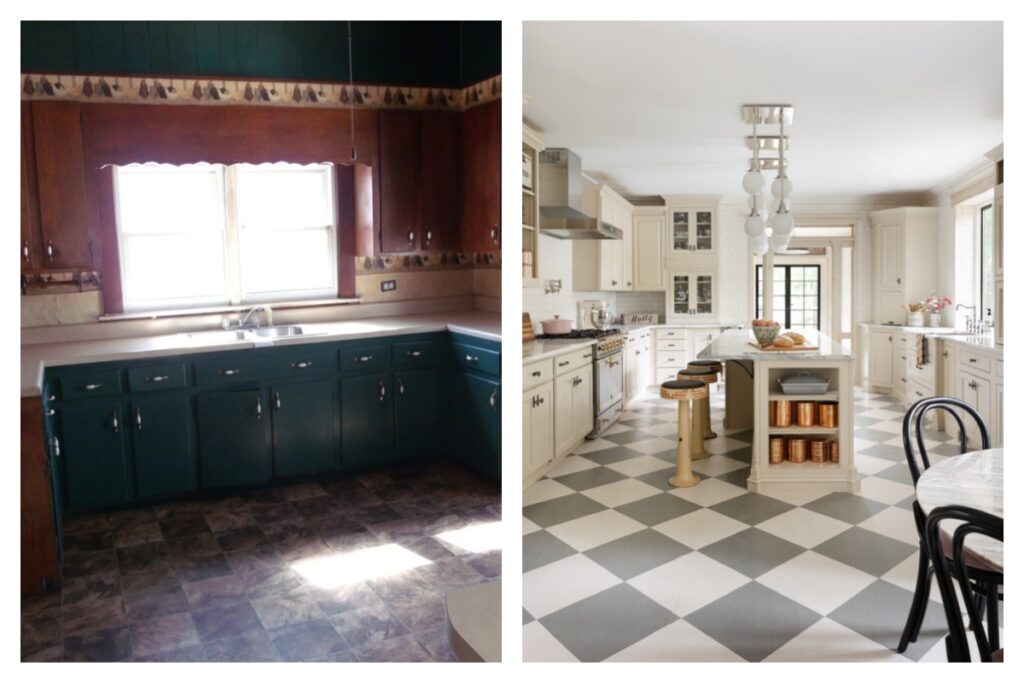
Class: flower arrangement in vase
922,293,952,327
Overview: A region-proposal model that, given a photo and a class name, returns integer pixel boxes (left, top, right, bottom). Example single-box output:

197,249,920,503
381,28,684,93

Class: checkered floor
523,385,975,662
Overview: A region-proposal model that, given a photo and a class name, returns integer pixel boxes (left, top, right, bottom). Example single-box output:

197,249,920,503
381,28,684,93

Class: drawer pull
532,371,541,377
584,353,592,358
355,355,373,363
145,375,170,383
82,383,103,391
406,350,422,357
465,355,480,363
51,436,60,458
291,361,313,369
969,357,977,363
558,360,570,367
219,368,241,376
45,408,55,417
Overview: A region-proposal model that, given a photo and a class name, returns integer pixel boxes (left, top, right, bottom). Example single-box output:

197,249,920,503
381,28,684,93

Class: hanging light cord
348,21,357,162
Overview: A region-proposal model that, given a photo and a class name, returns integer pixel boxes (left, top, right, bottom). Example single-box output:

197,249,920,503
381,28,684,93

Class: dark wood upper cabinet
21,103,41,271
31,101,94,269
459,99,501,252
419,110,459,251
378,109,421,254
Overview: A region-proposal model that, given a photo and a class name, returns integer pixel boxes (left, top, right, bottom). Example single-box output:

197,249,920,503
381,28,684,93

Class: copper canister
829,441,840,463
818,402,838,429
769,437,786,464
809,439,827,463
796,402,816,427
770,400,793,427
788,437,807,463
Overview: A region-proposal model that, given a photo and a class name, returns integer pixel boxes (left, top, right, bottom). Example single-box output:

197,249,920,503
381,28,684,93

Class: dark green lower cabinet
394,369,441,463
130,394,196,500
452,372,501,480
60,401,131,512
340,373,392,471
197,390,271,489
271,379,339,478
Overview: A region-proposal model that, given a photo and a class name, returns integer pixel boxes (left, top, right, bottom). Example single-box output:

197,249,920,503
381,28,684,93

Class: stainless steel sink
185,329,249,343
249,325,306,338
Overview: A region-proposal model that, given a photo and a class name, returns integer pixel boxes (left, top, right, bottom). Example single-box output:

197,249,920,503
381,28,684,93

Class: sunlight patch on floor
290,542,432,589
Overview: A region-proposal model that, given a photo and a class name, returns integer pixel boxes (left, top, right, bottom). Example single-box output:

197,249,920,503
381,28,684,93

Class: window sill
98,297,361,322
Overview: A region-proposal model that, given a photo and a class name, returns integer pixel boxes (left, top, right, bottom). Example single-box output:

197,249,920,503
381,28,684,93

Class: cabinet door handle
943,351,949,358
425,230,432,243
531,370,541,377
900,377,907,383
111,410,119,433
398,379,404,395
256,396,262,420
465,355,479,363
51,436,60,458
408,230,415,242
888,336,893,342
627,281,632,287
219,368,241,376
82,383,103,391
490,390,497,410
145,375,170,383
45,408,55,416
135,407,142,430
897,277,902,284
531,395,538,408
611,280,618,286
537,396,544,405
274,391,281,412
355,355,373,363
406,350,422,357
22,240,30,263
491,226,498,242
46,240,54,262
291,361,313,369
379,380,386,401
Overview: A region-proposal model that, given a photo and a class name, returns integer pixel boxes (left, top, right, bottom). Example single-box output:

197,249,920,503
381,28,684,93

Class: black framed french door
755,265,822,329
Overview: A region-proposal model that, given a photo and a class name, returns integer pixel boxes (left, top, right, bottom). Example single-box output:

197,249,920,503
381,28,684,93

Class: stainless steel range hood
538,148,622,240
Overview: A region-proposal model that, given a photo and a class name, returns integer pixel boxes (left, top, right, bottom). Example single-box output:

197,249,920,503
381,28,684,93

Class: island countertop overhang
697,329,854,362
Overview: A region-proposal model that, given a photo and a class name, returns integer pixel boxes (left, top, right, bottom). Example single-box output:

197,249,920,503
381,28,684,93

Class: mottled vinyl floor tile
269,618,350,661
62,595,127,636
181,574,249,611
353,633,434,662
328,603,409,648
250,587,325,630
122,585,190,622
62,625,133,662
386,590,448,634
129,612,200,658
203,630,282,662
192,600,265,642
60,570,121,606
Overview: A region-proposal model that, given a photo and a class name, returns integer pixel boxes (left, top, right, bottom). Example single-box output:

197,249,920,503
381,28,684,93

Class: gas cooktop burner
536,328,622,340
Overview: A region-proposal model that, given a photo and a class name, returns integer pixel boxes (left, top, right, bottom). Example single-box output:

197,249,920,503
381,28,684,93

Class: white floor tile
703,437,750,455
522,554,621,619
545,455,600,478
871,420,905,435
667,477,747,508
858,476,915,506
653,508,749,549
523,478,576,506
691,455,748,477
764,617,912,662
624,437,676,455
861,408,906,420
640,421,679,437
523,518,541,535
570,439,618,456
522,621,580,662
755,507,851,548
606,455,674,478
853,453,898,476
605,618,745,662
547,509,647,552
602,422,634,436
756,551,875,616
879,553,943,605
857,506,918,545
580,478,662,508
628,552,750,617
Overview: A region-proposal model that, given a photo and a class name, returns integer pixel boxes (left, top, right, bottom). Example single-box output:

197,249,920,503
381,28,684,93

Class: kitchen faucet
235,305,274,329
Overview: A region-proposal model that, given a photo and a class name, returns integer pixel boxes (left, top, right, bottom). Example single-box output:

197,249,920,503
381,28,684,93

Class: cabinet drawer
523,359,553,390
339,344,390,373
194,358,259,387
655,367,681,384
454,342,501,376
261,347,335,378
554,347,594,376
906,378,933,404
127,364,187,392
58,369,122,400
959,351,992,374
906,361,935,392
656,328,685,340
656,339,686,351
656,350,687,368
392,340,440,368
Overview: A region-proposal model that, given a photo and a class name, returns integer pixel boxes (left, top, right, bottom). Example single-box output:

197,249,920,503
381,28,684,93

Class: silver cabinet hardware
135,407,143,430
355,355,373,363
406,350,422,357
558,360,570,367
425,230,432,242
291,361,313,369
256,396,262,420
490,390,497,410
45,408,55,417
46,240,54,262
465,355,479,363
82,383,103,391
51,436,60,457
408,230,415,242
22,240,30,263
490,226,498,242
219,368,240,376
531,371,541,377
111,410,119,433
379,379,386,401
145,375,170,383
47,395,55,401
274,391,281,412
398,379,405,395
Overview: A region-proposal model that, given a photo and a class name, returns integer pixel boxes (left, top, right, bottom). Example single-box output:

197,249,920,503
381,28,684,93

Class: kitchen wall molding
21,73,500,112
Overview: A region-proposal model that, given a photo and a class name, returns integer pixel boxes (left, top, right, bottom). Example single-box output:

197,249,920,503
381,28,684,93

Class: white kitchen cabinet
667,271,716,321
869,208,938,325
624,333,638,402
572,182,634,292
867,330,894,389
995,377,1003,447
523,383,554,478
638,329,653,393
957,368,991,448
632,208,665,291
655,327,688,384
664,197,718,259
554,352,594,457
688,327,718,357
624,329,654,402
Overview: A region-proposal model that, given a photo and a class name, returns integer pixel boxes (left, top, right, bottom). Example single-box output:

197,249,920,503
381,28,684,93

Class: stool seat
677,369,716,385
660,380,707,401
688,359,723,374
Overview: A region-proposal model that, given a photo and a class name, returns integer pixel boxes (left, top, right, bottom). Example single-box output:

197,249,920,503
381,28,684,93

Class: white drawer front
554,347,594,376
656,339,687,351
655,367,682,384
656,350,687,368
959,351,993,374
656,328,686,340
523,359,554,390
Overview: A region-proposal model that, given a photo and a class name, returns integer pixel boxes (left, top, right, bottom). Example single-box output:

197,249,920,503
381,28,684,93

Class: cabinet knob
943,351,949,358
46,240,54,262
897,277,902,284
465,355,479,363
406,350,422,357
219,368,240,376
627,281,632,287
531,370,541,377
426,230,432,242
135,407,143,430
491,226,498,242
355,355,373,363
611,280,618,286
408,230,415,242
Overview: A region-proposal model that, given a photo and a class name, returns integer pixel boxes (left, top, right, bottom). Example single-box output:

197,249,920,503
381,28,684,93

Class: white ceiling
523,21,1003,198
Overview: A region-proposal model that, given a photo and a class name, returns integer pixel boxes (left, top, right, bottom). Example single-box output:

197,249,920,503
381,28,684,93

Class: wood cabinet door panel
378,109,420,253
21,102,42,270
459,100,500,251
419,111,458,250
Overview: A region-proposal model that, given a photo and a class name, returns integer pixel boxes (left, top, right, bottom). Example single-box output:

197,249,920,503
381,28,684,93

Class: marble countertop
860,324,1001,355
697,328,854,361
522,338,595,363
22,310,500,397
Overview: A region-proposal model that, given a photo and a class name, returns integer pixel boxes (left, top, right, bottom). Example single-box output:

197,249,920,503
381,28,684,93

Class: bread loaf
773,336,795,348
786,331,806,345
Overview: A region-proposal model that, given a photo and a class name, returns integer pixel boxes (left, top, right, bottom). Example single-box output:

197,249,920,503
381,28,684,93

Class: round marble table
916,448,1003,571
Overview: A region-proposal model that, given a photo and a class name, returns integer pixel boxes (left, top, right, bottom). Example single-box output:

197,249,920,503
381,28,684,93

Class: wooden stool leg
690,396,710,461
669,400,700,488
703,391,717,440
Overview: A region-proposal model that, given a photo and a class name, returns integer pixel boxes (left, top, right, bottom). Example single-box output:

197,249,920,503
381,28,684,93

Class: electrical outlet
380,279,397,292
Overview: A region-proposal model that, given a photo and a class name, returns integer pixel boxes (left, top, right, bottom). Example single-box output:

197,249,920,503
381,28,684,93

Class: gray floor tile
930,442,968,457
727,429,754,444
553,467,629,492
685,582,821,661
857,443,908,462
583,445,651,466
803,493,889,524
812,527,917,577
614,492,701,526
539,584,676,661
584,529,691,580
523,608,534,624
894,495,917,511
710,493,794,526
603,429,658,445
828,579,948,661
523,493,608,528
523,530,579,572
854,428,898,444
715,466,751,489
700,528,804,579
873,463,914,485
634,466,682,491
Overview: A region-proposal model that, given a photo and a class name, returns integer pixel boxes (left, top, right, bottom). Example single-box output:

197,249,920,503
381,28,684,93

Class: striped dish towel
915,334,929,369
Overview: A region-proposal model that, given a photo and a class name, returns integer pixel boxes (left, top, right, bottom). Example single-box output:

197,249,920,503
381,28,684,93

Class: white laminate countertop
522,338,595,363
698,329,854,361
21,311,500,398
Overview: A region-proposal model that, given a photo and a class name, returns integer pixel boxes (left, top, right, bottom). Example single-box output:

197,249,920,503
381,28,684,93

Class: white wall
522,232,614,330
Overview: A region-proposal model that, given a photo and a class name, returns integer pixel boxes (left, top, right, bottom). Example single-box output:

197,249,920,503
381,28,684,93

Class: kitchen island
698,329,859,494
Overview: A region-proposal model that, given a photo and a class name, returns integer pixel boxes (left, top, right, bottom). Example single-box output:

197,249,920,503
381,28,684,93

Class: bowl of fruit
751,319,781,347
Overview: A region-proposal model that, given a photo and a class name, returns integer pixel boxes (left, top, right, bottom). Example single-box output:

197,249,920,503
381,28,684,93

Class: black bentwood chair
897,396,995,654
924,505,1003,662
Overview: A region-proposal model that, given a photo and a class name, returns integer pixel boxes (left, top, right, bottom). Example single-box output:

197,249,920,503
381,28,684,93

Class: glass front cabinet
667,271,716,320
667,206,716,256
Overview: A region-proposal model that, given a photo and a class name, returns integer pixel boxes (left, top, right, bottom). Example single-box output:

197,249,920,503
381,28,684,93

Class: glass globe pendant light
742,119,766,196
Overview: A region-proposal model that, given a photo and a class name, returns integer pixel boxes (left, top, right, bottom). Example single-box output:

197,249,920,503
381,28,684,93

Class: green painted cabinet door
130,394,196,500
271,379,339,478
60,400,131,512
196,389,271,489
394,369,441,463
340,373,393,471
452,373,501,480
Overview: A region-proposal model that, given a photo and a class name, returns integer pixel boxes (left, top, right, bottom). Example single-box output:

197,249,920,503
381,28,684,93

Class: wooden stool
686,362,721,441
689,359,724,396
677,368,717,457
660,380,707,488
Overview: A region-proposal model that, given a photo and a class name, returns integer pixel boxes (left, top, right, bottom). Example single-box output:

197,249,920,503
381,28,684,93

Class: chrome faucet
237,305,274,329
